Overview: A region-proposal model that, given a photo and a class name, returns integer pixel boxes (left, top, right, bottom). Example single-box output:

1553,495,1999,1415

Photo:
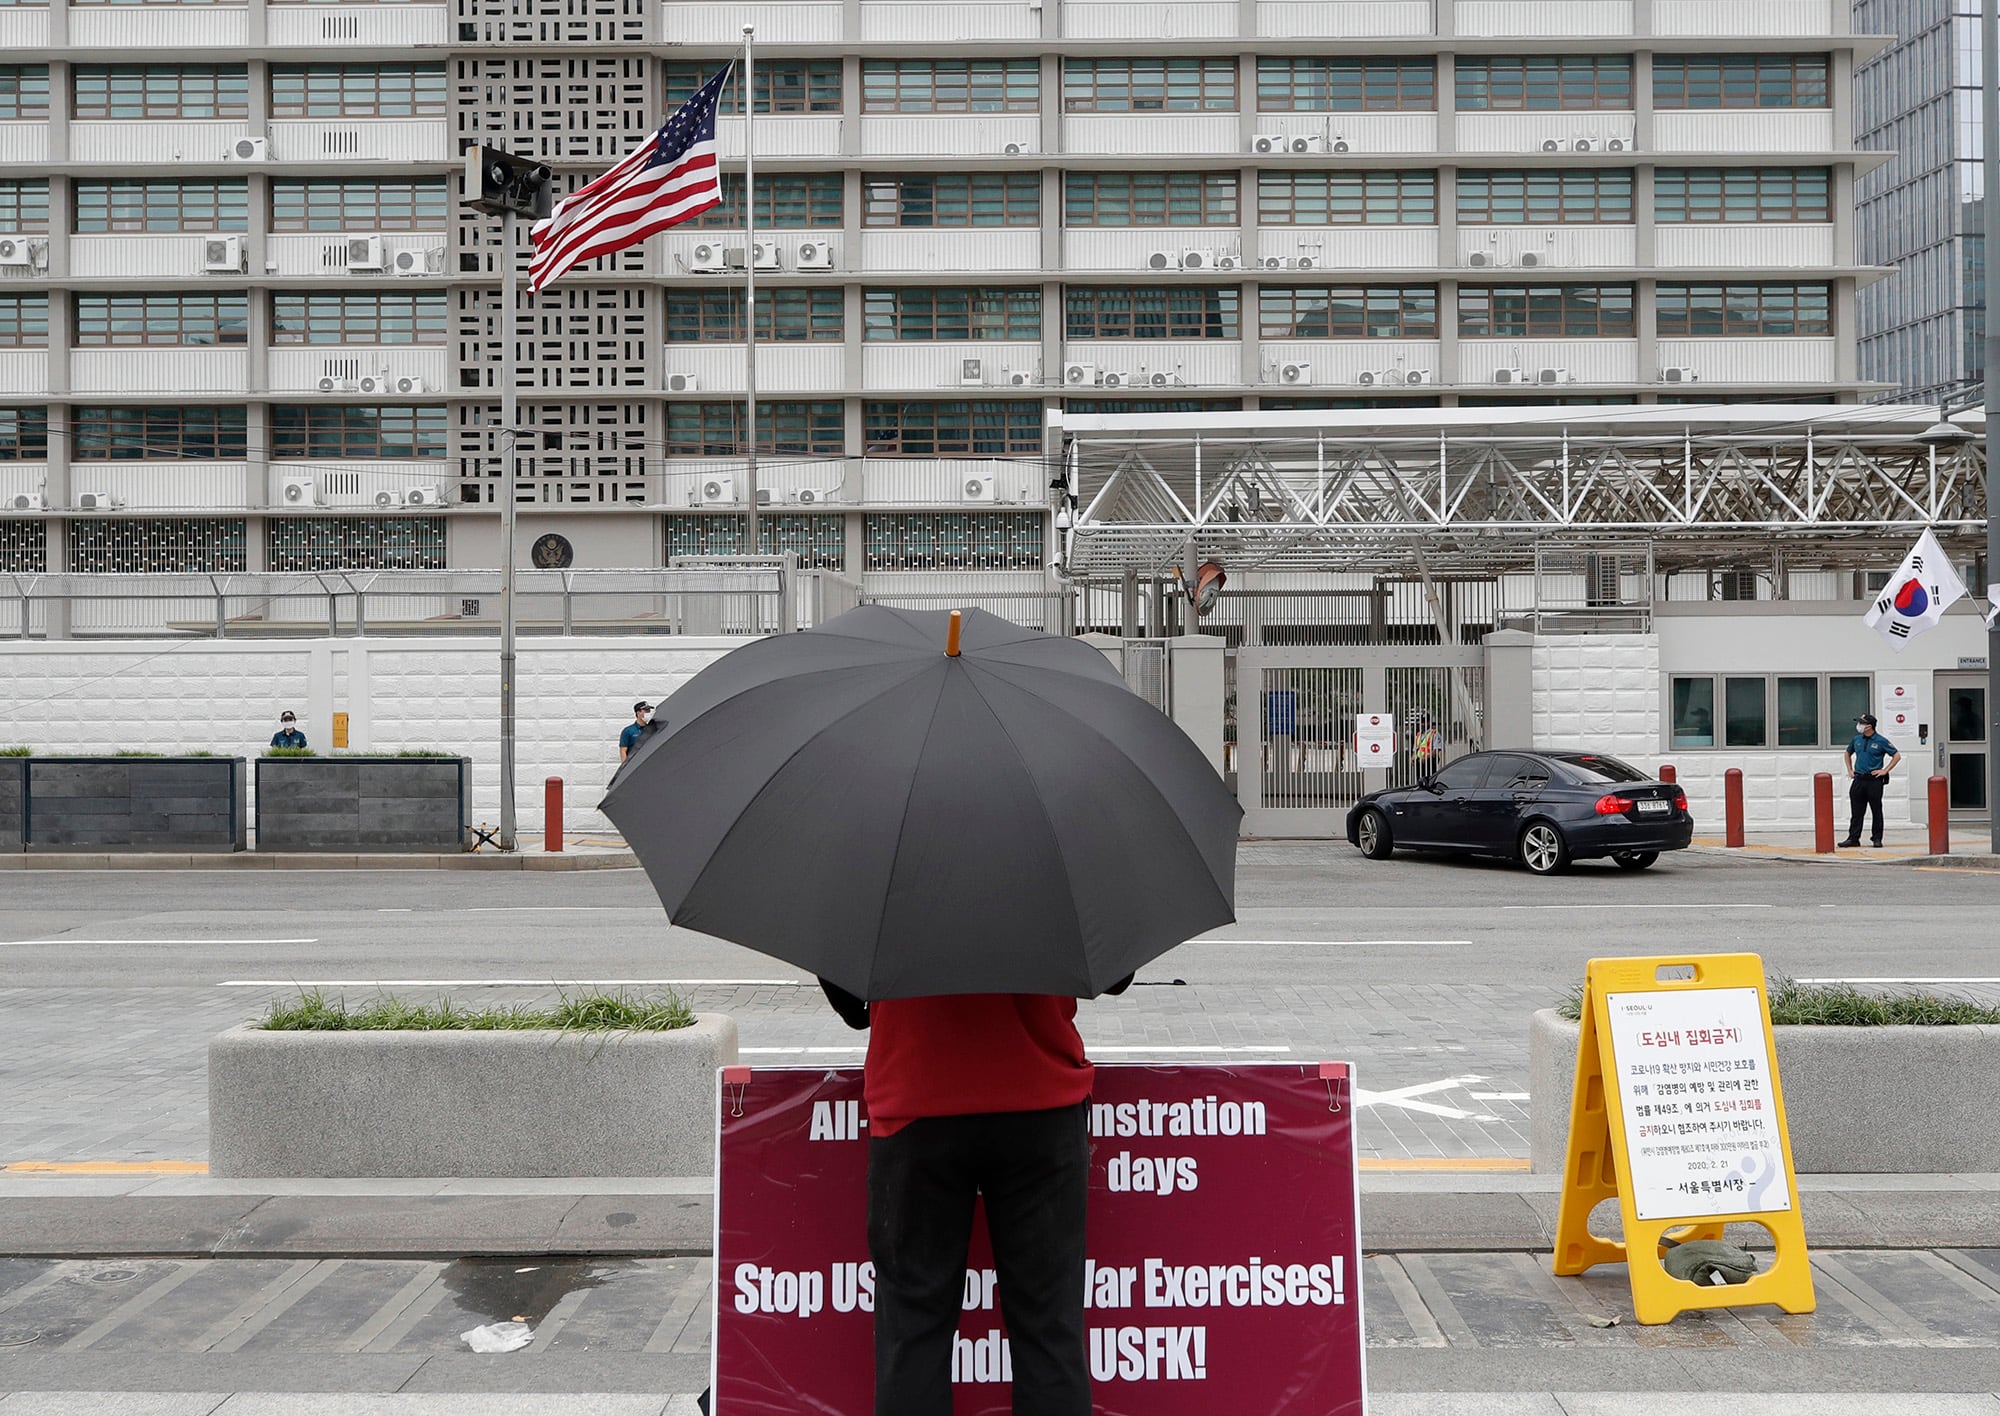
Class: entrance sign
1553,954,1815,1325
713,1063,1366,1416
1353,713,1395,763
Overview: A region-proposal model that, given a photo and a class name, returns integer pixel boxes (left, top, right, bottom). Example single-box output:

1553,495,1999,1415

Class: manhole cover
0,1329,42,1348
89,1268,140,1284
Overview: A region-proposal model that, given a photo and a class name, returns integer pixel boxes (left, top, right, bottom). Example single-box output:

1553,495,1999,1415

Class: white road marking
1469,1091,1530,1101
215,977,804,989
1794,977,2000,985
1190,939,1473,947
1499,903,1773,911
3,938,319,948
1352,1075,1501,1123
463,906,634,913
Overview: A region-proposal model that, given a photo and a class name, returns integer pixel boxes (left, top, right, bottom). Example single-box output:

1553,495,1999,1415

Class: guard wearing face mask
1839,713,1901,848
270,712,308,749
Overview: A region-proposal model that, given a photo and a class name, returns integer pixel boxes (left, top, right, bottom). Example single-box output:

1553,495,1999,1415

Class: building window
1257,171,1437,225
1656,167,1832,222
862,173,1040,227
1065,172,1239,227
0,294,47,346
1063,57,1237,113
693,173,844,229
267,517,446,571
0,520,46,575
862,402,1042,457
0,181,49,232
73,179,249,233
861,59,1038,113
665,287,845,342
72,65,249,120
1656,283,1831,336
1258,285,1437,339
863,288,1041,341
1457,169,1633,224
67,519,248,574
667,402,845,457
270,178,449,232
0,66,50,121
1670,673,1871,748
271,405,448,459
77,406,247,461
1455,55,1632,110
1256,56,1436,112
665,60,841,114
270,64,446,118
864,513,1044,570
665,514,845,570
271,291,448,345
74,293,247,347
0,406,49,460
1458,285,1635,338
1654,54,1830,108
1065,286,1240,340
1068,398,1247,413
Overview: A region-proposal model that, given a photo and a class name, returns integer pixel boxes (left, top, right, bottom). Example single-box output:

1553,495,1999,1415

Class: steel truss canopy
1050,404,1989,578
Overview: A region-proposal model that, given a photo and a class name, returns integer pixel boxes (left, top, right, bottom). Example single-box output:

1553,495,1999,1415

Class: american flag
528,64,731,294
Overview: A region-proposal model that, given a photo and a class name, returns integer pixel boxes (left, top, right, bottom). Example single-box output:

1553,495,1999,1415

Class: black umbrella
602,606,1240,999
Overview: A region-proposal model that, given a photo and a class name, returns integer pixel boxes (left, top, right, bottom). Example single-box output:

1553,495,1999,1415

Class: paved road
2,846,1996,1167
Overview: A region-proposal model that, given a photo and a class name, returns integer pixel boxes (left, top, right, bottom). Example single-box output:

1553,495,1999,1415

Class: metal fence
0,567,868,639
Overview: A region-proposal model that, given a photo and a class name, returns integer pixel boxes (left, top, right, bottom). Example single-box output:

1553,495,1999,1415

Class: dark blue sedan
1344,750,1693,875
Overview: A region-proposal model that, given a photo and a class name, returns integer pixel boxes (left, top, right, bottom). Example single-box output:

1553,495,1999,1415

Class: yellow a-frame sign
1552,953,1815,1325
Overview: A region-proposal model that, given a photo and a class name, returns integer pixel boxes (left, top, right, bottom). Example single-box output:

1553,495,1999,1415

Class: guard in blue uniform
1840,713,1901,847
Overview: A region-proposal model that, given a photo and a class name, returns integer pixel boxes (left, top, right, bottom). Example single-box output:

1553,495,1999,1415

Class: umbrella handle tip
947,609,962,657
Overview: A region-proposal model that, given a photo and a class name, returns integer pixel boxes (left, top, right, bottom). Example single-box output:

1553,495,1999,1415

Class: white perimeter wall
0,637,739,838
1530,609,1989,830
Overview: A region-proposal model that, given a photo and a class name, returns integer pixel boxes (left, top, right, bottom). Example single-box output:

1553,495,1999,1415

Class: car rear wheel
1357,808,1394,860
1518,821,1570,876
1613,850,1659,870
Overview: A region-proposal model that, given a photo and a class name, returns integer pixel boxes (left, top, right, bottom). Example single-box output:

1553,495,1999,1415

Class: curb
0,851,638,871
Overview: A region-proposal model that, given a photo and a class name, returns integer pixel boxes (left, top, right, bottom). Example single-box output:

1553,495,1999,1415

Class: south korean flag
1864,529,1968,652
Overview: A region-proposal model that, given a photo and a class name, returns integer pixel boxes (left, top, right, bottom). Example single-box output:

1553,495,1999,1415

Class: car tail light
1672,789,1688,812
1594,794,1635,815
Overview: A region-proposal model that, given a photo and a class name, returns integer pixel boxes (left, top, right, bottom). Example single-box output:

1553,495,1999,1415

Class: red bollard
1928,776,1950,856
1723,768,1745,848
1813,772,1834,854
545,776,564,852
1659,763,1676,785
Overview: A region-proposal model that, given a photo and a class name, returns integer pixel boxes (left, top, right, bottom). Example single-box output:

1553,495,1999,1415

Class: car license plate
1637,799,1668,814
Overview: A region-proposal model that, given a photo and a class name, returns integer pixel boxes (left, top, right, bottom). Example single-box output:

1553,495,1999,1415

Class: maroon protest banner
713,1062,1365,1416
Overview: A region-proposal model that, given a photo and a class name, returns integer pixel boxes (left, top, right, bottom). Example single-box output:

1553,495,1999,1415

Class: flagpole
498,206,518,852
741,26,760,560
1983,0,1999,852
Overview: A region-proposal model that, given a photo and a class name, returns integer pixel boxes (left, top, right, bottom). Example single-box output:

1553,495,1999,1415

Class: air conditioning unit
1064,362,1100,387
1331,136,1350,153
1281,362,1312,385
793,486,833,505
372,488,400,509
77,492,124,511
1179,249,1214,270
1148,371,1174,388
795,239,834,270
405,485,445,506
1537,366,1571,385
316,376,358,393
1519,251,1542,268
696,476,735,505
9,492,44,511
393,374,428,395
959,357,986,386
202,235,244,273
1493,368,1526,384
1356,370,1381,386
1252,133,1286,153
1542,138,1562,153
347,235,386,271
1003,141,1030,156
1573,137,1594,152
1404,369,1430,385
1147,250,1177,270
1007,369,1036,387
961,474,998,503
1287,134,1324,154
1213,253,1241,270
0,236,33,268
1606,136,1628,152
689,242,726,273
1468,250,1505,267
1260,255,1293,270
391,248,429,275
357,373,390,394
667,372,700,393
751,240,781,270
1662,366,1700,383
1100,370,1134,389
228,136,268,161
1295,255,1316,270
282,477,322,507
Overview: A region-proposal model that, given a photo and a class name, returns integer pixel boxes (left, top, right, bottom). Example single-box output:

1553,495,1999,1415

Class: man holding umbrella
603,607,1241,1415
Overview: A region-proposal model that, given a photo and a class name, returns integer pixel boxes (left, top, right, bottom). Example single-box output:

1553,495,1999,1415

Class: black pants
1847,773,1887,843
868,1103,1091,1416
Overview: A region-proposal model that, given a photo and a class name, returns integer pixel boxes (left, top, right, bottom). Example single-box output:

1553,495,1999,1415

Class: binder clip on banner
1552,953,1816,1324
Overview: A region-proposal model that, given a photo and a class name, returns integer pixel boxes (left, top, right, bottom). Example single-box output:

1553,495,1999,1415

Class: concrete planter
25,757,245,852
1530,1009,2000,1174
0,758,23,852
254,756,468,852
208,1014,738,1178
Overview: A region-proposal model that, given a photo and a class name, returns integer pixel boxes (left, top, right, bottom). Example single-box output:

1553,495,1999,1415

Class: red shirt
865,994,1094,1136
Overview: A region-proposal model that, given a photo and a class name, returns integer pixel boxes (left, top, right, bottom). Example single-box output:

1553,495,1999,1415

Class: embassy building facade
0,0,1895,596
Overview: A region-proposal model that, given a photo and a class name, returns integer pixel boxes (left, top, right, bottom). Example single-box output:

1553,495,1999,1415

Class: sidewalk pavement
1688,823,1995,868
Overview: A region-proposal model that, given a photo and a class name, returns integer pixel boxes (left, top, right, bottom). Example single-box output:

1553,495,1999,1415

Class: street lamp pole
499,207,520,852
1985,0,2000,852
